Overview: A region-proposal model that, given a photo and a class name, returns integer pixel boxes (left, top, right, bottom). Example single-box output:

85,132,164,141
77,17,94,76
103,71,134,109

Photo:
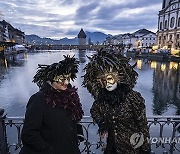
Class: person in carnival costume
82,48,151,154
20,55,84,154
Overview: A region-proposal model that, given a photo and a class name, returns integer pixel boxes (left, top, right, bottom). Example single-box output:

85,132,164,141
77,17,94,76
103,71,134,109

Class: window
159,36,161,44
177,34,180,39
170,17,175,28
178,17,180,27
160,22,163,30
153,38,156,40
162,0,165,8
169,35,172,40
164,20,168,29
150,38,151,40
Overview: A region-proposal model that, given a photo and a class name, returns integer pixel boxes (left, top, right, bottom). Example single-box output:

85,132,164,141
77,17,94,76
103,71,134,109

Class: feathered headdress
33,55,79,87
82,48,138,98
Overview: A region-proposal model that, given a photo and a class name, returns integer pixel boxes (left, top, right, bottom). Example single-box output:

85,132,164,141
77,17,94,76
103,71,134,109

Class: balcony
0,109,180,154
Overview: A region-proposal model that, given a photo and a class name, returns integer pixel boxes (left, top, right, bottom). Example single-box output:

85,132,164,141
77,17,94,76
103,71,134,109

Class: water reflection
0,51,179,117
0,53,26,68
78,50,86,63
152,62,180,115
134,59,179,115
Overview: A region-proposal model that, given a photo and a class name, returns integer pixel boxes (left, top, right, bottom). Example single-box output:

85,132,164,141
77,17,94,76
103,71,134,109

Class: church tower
78,28,86,50
157,0,180,55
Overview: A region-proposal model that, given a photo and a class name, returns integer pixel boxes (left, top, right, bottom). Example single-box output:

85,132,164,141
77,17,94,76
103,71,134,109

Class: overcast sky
0,0,162,39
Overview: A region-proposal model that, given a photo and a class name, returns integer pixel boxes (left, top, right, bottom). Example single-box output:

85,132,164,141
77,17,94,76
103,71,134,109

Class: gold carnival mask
105,74,116,85
98,71,118,91
53,74,71,85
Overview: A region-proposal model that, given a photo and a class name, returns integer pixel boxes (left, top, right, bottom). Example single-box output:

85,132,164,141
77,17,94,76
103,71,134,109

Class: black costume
20,55,84,154
83,49,151,154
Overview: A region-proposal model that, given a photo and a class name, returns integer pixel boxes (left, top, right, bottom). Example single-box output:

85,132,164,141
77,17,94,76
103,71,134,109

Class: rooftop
78,28,86,38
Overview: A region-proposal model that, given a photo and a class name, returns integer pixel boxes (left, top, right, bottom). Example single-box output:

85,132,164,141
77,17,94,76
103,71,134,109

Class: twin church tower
157,0,180,54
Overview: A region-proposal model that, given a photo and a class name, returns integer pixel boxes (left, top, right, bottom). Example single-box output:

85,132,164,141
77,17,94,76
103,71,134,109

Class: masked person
82,49,151,154
20,55,84,154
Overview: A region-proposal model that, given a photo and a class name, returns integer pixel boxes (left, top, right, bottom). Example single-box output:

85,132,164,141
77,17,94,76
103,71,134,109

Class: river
0,50,179,117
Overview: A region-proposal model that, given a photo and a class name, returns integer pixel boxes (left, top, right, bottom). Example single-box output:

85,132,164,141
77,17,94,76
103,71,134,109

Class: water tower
78,28,86,50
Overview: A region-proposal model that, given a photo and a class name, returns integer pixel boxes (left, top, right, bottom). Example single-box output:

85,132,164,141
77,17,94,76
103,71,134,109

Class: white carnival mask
97,71,118,91
105,74,118,91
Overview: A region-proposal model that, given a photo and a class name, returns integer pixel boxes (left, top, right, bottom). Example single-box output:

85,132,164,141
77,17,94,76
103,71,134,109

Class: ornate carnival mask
98,71,118,91
53,74,71,85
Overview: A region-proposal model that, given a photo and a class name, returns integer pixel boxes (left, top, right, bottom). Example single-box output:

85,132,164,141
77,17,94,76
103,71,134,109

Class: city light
171,48,180,55
169,62,178,70
4,58,8,68
137,59,142,69
161,64,166,71
150,61,157,69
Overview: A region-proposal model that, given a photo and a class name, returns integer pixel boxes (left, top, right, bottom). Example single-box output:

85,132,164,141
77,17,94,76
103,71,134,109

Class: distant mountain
133,28,155,35
25,31,111,45
86,31,111,44
25,35,60,45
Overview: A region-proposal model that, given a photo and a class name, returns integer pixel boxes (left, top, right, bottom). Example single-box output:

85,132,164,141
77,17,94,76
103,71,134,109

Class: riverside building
157,0,180,55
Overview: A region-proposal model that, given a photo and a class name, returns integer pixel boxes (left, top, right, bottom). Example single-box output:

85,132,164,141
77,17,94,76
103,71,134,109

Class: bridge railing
1,109,180,154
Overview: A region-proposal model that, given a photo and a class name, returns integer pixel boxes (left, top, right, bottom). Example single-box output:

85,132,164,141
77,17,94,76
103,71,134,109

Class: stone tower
78,28,86,50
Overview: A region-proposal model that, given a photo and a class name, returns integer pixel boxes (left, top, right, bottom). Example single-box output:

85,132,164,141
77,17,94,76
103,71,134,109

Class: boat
12,44,27,53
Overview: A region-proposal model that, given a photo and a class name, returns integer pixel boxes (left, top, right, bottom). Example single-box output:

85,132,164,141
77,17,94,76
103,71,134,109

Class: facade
0,20,25,44
122,33,138,47
0,22,4,42
104,35,123,45
157,0,180,54
78,28,86,50
138,33,157,48
104,29,156,49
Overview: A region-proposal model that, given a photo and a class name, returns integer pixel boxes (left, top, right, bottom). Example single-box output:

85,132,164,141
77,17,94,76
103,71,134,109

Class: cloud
0,0,162,39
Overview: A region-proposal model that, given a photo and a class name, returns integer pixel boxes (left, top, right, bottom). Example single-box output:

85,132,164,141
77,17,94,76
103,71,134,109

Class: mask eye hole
107,77,113,80
53,75,66,83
